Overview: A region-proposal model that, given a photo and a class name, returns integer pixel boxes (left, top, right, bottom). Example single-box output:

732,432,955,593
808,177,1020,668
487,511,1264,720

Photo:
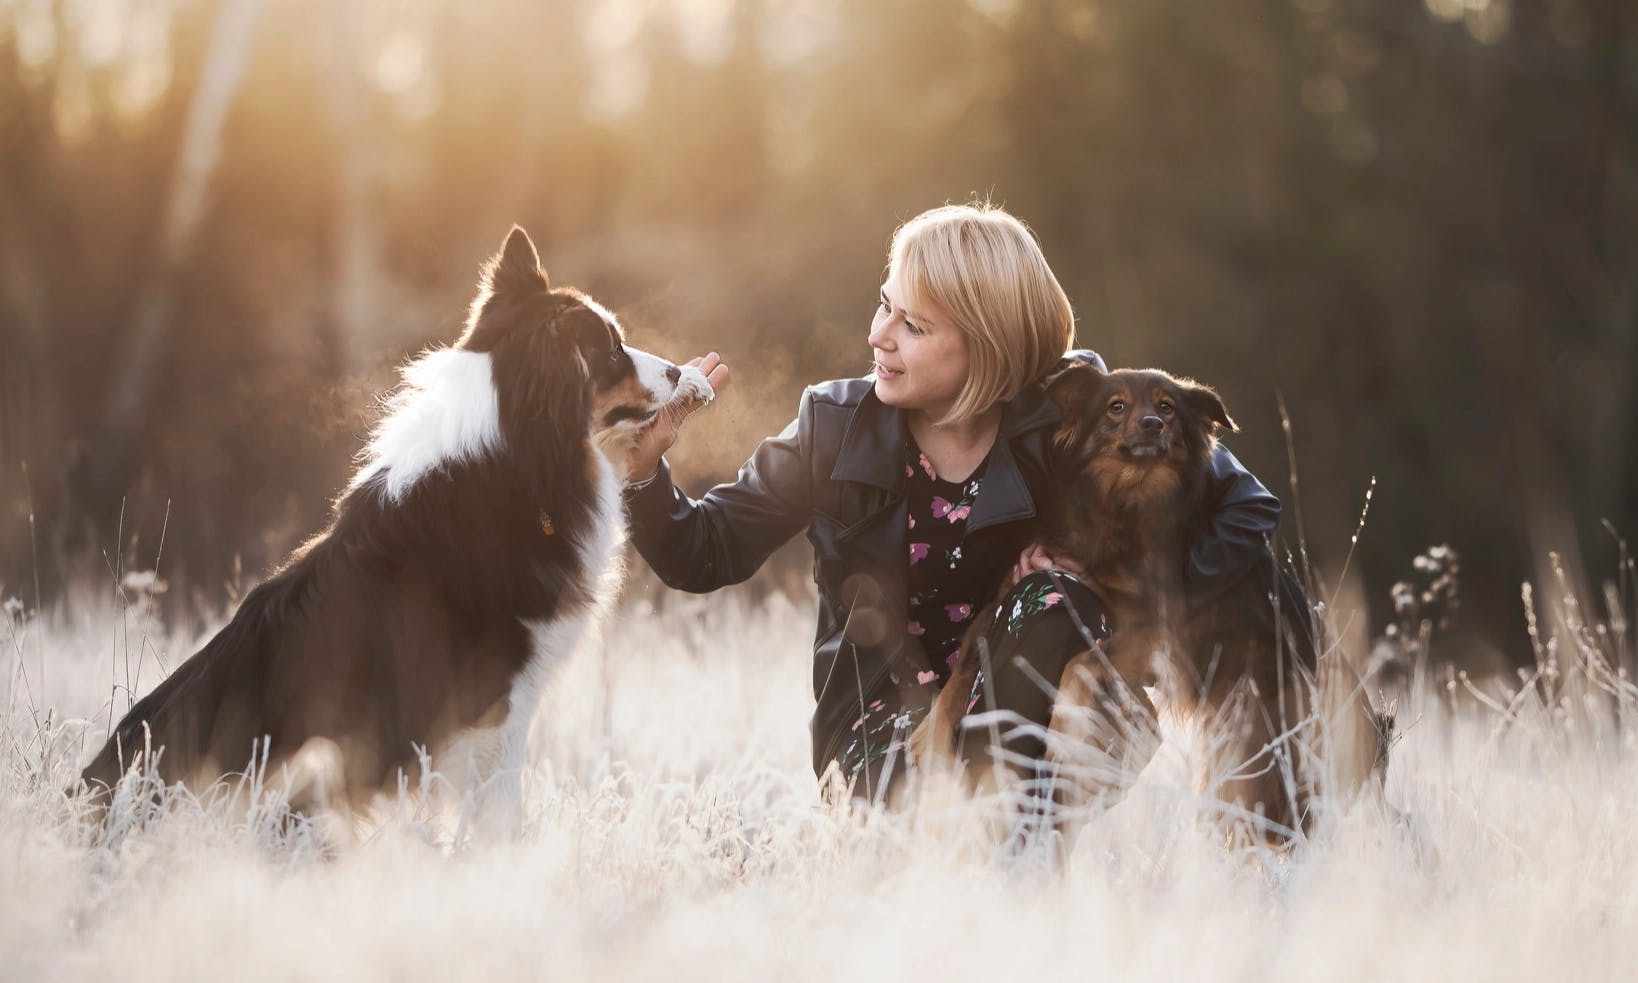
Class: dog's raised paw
673,364,716,412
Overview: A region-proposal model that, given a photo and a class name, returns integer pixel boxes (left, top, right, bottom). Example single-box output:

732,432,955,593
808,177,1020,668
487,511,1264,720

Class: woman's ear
1178,378,1238,434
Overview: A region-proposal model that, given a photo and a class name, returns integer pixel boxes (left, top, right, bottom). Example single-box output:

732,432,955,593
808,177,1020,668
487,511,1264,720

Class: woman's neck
907,405,1004,483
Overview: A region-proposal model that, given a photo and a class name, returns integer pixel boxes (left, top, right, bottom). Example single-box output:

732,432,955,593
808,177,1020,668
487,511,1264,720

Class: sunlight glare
583,0,646,52
761,2,838,67
71,0,127,67
112,51,171,121
583,0,649,120
673,0,732,64
11,1,57,81
1463,0,1511,43
969,0,1022,26
372,29,425,94
110,5,174,121
1423,0,1464,23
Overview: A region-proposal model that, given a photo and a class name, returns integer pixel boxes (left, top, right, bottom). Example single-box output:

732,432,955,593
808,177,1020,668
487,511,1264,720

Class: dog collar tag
540,512,556,536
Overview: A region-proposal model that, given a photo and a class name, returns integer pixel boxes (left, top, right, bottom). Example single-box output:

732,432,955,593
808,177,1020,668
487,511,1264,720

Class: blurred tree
0,0,1631,664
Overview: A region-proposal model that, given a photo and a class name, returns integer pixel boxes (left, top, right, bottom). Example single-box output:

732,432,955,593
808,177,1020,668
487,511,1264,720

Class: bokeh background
0,0,1633,667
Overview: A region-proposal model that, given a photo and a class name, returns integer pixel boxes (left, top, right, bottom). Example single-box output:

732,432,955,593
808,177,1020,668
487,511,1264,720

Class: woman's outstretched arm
626,365,814,593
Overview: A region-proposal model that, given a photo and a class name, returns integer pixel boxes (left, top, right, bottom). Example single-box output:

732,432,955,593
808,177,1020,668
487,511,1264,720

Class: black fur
79,226,653,806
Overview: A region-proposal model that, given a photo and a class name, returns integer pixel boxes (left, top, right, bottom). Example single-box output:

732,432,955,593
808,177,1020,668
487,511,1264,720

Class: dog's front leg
1043,642,1162,826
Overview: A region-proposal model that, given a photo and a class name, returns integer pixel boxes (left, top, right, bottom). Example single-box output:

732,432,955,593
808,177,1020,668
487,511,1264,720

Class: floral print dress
834,438,1118,801
905,445,987,680
838,438,989,789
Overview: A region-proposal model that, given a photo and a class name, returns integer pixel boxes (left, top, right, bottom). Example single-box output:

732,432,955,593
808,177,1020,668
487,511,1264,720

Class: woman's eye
904,320,925,336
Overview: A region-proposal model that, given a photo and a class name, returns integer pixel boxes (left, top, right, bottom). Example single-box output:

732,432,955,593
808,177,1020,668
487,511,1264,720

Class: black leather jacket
626,351,1281,778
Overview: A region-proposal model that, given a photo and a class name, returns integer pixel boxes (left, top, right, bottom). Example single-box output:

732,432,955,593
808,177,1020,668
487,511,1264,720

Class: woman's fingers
1011,542,1085,583
627,352,728,484
693,351,729,397
706,362,730,393
1023,544,1052,572
1043,549,1086,576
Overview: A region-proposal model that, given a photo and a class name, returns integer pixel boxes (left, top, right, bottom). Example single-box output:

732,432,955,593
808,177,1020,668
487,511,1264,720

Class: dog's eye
1157,399,1175,415
1107,400,1125,416
608,348,623,365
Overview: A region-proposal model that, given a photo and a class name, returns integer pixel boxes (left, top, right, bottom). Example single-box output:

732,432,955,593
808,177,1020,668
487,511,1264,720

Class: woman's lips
874,364,904,380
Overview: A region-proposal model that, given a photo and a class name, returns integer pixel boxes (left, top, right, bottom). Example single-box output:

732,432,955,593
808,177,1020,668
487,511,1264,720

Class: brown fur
915,365,1384,842
76,227,689,818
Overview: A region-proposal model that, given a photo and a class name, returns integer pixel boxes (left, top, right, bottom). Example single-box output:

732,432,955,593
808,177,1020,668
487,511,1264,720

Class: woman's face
869,275,970,421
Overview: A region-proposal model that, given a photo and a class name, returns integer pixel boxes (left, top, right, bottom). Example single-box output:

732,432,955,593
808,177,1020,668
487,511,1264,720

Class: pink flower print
945,504,971,523
1042,592,1063,608
851,717,865,732
917,670,939,686
909,542,931,564
907,513,916,530
905,464,914,478
945,602,973,622
907,619,926,637
918,452,936,478
931,496,953,519
868,699,886,711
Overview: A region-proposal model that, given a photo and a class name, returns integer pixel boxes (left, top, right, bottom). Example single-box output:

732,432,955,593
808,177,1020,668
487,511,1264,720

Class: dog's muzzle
1121,439,1169,460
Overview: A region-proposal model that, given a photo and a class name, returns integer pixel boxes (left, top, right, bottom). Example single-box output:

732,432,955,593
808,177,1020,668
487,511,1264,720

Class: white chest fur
467,447,626,825
419,448,629,837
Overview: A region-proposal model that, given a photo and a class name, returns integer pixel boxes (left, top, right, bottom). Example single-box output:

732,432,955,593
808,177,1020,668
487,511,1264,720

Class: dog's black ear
1179,379,1238,434
483,225,548,294
1044,362,1106,416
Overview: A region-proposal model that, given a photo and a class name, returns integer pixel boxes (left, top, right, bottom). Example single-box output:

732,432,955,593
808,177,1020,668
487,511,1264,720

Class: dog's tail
77,574,295,804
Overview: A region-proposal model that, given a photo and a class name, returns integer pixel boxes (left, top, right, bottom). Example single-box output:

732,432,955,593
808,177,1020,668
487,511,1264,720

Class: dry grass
4,572,1638,983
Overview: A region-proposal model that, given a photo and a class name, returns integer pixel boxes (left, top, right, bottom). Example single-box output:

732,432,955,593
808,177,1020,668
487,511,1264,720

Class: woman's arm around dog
1187,444,1282,605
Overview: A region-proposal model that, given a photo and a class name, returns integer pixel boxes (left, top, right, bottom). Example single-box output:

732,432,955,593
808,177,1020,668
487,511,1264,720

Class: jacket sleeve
624,390,814,593
1187,443,1282,606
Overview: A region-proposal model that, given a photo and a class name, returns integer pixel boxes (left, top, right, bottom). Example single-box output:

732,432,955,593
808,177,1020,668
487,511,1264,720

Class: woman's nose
867,321,893,349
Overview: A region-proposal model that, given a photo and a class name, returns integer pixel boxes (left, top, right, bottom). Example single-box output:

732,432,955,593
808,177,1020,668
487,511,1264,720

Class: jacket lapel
829,387,906,493
967,383,1061,533
822,379,1065,680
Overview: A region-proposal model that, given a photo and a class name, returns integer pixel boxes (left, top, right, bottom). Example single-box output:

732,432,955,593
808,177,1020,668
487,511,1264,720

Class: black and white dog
80,226,710,816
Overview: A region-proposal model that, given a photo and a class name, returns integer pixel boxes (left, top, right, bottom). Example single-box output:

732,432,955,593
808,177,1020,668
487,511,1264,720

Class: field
3,571,1637,982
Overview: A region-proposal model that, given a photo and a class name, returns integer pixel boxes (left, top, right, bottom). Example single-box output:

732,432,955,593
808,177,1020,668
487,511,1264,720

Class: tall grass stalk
3,578,1637,982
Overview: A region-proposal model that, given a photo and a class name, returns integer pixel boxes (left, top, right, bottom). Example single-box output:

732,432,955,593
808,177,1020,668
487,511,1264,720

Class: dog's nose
1140,415,1165,433
665,364,681,386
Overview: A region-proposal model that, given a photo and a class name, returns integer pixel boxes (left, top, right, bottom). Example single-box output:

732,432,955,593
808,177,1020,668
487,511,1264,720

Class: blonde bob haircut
888,203,1076,425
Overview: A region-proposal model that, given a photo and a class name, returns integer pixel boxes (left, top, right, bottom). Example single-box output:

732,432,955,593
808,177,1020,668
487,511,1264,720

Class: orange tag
541,513,556,536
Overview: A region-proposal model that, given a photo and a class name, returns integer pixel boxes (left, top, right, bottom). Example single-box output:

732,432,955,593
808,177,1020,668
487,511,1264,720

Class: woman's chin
873,382,910,407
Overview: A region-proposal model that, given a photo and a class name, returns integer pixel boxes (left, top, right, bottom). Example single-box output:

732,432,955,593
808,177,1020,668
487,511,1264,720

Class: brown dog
915,364,1382,841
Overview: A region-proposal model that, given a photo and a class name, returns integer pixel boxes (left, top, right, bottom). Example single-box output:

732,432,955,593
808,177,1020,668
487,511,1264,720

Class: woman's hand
628,352,730,484
1007,541,1085,590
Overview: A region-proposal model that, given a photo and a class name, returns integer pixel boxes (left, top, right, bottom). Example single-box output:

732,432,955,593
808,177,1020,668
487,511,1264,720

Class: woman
624,204,1280,807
